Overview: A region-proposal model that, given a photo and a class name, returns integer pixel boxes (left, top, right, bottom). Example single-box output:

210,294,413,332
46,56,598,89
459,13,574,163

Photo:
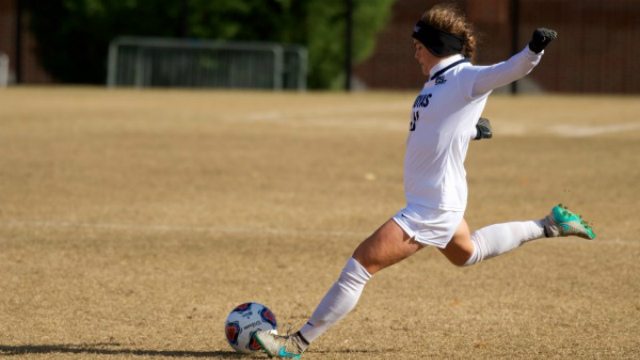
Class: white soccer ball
224,302,278,353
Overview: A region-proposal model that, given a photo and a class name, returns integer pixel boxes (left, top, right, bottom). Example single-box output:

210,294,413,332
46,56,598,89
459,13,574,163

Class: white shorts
392,204,464,248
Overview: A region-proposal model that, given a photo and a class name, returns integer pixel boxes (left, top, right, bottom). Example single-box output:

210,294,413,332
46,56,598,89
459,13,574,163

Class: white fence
107,37,307,91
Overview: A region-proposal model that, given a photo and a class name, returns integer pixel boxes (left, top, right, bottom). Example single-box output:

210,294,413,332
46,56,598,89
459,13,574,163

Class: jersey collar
429,54,468,81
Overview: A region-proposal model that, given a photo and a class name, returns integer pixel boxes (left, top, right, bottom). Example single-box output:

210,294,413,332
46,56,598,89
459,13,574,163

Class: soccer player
254,4,594,358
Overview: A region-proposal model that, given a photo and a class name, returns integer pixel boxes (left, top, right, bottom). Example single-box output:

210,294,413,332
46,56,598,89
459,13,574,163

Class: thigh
352,219,424,275
438,218,474,266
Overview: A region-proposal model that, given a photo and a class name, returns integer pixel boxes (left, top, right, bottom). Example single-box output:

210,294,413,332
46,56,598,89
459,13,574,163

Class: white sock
298,257,371,344
464,220,545,266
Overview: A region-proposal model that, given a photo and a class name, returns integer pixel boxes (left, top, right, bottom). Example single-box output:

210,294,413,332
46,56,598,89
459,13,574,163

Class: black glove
474,118,492,140
528,28,557,54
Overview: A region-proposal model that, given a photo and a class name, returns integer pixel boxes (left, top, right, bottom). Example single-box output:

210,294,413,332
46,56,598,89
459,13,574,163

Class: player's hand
475,118,492,140
528,28,557,54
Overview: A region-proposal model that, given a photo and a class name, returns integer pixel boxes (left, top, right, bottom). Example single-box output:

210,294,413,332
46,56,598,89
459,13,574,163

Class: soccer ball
225,302,278,354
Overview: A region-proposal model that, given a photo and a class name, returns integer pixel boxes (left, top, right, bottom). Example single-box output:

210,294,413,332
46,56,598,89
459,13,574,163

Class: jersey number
410,111,419,131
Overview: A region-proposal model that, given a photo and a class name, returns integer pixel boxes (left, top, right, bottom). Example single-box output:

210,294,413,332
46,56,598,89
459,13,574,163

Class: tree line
23,0,395,89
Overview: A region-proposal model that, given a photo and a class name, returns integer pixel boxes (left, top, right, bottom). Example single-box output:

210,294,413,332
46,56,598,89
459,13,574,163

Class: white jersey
404,46,543,211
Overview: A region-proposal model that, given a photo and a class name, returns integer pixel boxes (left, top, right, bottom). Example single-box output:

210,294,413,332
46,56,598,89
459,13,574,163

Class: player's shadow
0,343,249,358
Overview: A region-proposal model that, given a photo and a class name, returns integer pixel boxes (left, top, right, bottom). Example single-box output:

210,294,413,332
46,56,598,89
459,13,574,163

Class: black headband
412,20,463,57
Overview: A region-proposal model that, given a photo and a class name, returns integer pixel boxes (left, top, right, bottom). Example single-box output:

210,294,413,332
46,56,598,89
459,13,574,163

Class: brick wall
0,0,52,84
1,0,638,91
353,0,640,93
0,0,17,83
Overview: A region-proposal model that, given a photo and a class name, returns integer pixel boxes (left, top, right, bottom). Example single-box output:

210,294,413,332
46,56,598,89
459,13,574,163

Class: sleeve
459,46,544,101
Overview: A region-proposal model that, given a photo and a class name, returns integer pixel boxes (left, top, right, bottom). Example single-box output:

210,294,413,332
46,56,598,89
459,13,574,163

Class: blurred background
0,0,638,93
1,3,639,358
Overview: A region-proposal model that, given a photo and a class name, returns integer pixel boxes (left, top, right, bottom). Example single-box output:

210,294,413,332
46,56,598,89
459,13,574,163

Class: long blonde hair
421,4,478,60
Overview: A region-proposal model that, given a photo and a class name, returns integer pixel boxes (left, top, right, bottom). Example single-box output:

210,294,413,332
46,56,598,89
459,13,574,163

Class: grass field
0,87,639,359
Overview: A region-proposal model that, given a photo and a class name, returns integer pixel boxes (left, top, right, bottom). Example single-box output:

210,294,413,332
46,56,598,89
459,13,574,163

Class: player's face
414,41,434,76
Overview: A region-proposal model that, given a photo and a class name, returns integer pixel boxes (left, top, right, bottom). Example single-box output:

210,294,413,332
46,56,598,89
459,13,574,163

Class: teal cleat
542,204,596,240
253,330,306,359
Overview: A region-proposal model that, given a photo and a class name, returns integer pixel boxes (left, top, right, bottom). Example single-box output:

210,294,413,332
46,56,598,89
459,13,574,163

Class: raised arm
467,28,557,98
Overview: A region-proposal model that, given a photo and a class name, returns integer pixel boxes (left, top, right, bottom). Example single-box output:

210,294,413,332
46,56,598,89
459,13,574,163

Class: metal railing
107,37,307,91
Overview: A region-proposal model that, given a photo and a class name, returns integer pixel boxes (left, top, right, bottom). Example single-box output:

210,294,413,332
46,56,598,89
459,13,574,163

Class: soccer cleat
253,330,306,359
475,117,493,140
542,204,595,240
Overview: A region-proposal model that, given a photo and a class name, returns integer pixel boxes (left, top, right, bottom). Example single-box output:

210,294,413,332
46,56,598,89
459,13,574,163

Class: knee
351,250,377,275
439,245,475,267
352,237,380,274
460,239,481,267
441,242,479,267
449,256,471,267
339,257,372,285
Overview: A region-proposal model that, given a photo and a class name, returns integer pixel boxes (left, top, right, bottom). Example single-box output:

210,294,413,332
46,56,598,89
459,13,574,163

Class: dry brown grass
0,87,639,359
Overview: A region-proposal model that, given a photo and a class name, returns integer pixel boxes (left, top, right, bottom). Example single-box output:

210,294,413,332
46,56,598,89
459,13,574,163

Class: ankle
540,215,558,238
291,331,309,352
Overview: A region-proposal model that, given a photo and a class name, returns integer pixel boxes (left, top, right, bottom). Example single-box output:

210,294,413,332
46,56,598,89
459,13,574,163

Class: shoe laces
274,324,295,341
558,203,593,231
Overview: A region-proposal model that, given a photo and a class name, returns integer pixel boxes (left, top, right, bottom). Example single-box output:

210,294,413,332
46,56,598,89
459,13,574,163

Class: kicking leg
441,204,595,267
444,218,546,266
438,218,475,266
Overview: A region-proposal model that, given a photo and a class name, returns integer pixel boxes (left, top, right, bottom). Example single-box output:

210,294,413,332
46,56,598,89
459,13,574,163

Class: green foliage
307,0,396,89
23,0,394,89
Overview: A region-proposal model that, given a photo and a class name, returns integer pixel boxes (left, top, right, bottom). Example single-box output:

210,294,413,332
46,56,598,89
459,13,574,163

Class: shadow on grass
0,343,390,358
0,343,249,358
